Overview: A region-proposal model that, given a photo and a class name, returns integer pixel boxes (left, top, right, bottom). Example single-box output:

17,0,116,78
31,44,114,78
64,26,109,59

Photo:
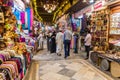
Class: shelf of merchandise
90,9,109,51
89,2,120,78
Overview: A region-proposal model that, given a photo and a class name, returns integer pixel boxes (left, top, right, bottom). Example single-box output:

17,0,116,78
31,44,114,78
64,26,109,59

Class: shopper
56,29,63,56
50,31,56,53
46,32,51,51
38,32,44,50
84,30,92,59
63,27,72,59
73,32,79,53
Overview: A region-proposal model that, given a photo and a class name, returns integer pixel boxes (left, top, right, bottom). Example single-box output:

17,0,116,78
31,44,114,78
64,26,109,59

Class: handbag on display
0,7,4,23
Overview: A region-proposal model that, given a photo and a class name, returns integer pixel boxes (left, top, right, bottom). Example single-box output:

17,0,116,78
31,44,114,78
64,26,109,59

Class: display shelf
99,53,120,63
90,1,120,78
90,51,120,77
90,9,109,51
109,5,120,48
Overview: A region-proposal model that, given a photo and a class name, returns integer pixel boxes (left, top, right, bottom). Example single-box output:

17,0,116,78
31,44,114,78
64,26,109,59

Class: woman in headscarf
50,31,56,53
37,32,44,50
46,32,51,51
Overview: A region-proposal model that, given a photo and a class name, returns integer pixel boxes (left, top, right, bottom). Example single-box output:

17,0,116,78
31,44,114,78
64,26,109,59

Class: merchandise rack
90,9,109,51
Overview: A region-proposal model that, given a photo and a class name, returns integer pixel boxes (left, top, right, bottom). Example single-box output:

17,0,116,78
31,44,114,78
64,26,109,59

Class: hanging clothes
0,68,12,80
3,61,19,77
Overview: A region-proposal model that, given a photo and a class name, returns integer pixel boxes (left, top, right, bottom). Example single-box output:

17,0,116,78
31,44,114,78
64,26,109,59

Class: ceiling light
43,1,58,13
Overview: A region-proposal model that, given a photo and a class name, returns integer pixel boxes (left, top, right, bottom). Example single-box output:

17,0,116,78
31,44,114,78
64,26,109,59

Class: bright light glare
89,0,94,3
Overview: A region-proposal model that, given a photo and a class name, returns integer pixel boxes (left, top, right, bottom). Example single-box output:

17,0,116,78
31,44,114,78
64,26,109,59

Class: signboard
94,0,106,11
94,1,103,10
75,5,93,18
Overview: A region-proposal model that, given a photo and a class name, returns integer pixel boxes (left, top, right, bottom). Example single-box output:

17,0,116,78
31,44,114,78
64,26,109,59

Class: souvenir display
86,1,120,78
0,0,33,80
90,9,109,51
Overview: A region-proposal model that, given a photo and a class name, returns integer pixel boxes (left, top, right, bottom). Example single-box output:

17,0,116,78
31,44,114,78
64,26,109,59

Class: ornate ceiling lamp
43,0,58,13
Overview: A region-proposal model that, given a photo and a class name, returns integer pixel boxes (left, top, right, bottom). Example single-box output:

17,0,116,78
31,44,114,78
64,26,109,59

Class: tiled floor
31,49,115,80
39,59,114,80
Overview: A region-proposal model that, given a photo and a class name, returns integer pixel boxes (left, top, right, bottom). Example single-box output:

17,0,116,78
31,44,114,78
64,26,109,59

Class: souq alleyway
23,46,119,80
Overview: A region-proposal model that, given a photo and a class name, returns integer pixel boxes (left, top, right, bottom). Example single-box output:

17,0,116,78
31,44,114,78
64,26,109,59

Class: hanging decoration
25,8,33,31
26,8,30,30
43,0,58,13
20,11,25,24
30,9,33,30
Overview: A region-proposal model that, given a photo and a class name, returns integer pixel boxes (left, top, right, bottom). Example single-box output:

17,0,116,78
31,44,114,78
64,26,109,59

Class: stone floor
39,59,114,80
24,49,120,80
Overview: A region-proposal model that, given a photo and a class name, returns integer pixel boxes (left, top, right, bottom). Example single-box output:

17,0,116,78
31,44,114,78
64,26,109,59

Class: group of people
37,27,92,59
46,27,73,59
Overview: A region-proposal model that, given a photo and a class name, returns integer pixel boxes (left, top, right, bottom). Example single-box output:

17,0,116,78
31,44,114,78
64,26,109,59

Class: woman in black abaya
50,31,56,53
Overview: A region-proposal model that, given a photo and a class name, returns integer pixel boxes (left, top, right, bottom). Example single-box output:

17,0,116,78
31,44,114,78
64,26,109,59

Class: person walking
46,32,51,51
56,29,63,56
73,32,79,53
50,31,56,53
63,27,72,59
37,32,44,50
84,30,92,59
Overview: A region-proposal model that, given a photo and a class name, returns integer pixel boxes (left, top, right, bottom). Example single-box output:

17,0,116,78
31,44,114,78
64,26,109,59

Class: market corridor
23,49,114,80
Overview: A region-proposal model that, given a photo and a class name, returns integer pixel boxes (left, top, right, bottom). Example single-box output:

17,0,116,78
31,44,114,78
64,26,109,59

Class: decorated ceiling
31,0,94,23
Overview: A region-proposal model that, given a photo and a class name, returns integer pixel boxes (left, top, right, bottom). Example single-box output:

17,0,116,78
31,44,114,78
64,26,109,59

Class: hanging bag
0,7,4,23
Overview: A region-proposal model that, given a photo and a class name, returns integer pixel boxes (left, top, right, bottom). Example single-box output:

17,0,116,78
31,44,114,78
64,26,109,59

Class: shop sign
94,1,102,10
75,5,93,18
94,0,106,11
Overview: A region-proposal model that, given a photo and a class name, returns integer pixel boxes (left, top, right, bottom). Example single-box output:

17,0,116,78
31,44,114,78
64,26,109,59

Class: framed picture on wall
0,13,4,23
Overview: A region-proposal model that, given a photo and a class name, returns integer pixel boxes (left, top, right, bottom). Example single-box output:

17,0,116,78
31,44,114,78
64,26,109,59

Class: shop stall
84,0,108,51
102,1,120,77
0,0,33,80
74,4,94,50
88,0,120,78
88,0,109,70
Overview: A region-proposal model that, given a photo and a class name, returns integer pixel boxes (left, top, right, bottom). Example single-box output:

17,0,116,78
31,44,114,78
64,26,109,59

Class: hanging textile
0,68,12,80
30,9,33,30
20,11,25,24
26,8,31,30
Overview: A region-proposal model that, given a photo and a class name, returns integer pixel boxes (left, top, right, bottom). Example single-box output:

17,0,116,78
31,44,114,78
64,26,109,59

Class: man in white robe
37,32,44,50
56,29,63,56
